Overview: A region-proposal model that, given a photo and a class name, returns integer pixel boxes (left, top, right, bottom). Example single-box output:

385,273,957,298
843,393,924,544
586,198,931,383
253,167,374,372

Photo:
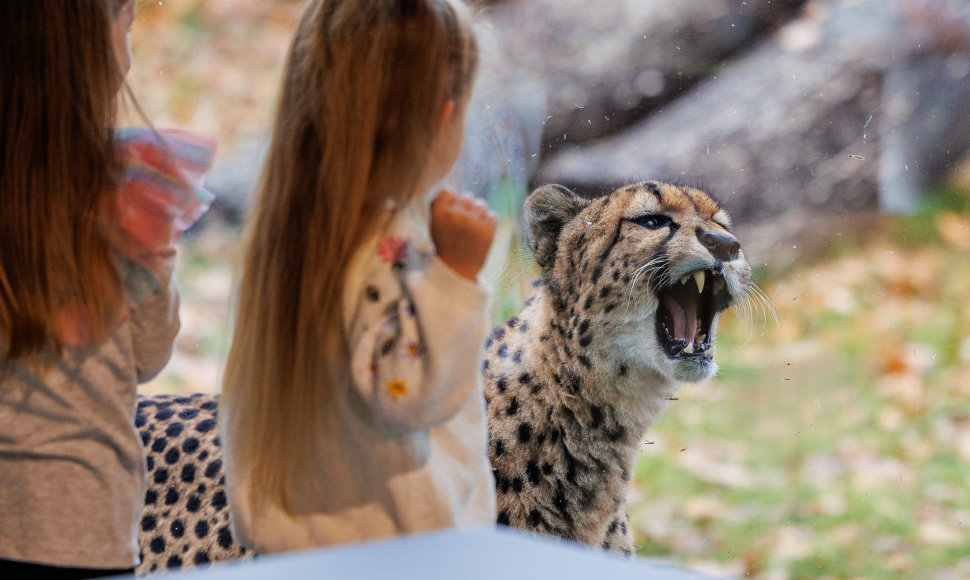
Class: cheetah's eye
633,214,672,230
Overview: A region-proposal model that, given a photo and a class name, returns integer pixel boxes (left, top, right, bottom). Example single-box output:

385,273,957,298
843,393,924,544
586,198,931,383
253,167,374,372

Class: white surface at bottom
134,526,723,580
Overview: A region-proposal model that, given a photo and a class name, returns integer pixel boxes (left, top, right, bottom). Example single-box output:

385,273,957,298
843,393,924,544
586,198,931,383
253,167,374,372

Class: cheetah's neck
523,286,678,454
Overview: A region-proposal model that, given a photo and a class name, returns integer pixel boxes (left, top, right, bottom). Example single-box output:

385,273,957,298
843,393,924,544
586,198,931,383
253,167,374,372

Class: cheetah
483,182,750,552
135,181,751,573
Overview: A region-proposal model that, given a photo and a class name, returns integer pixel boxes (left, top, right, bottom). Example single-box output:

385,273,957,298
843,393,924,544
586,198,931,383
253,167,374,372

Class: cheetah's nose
697,229,741,262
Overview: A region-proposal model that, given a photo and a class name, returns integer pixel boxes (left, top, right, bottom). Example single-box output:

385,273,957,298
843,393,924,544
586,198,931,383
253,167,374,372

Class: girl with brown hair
0,1,215,576
220,0,497,553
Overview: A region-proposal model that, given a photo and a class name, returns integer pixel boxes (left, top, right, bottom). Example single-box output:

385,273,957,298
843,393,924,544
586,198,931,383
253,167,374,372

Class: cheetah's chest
481,293,663,551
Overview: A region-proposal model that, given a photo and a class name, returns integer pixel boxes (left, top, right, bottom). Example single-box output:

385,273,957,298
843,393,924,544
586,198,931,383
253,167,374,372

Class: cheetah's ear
524,184,590,271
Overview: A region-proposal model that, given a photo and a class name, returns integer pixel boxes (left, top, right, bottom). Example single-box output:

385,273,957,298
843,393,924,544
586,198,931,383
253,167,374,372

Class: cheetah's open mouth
656,269,732,360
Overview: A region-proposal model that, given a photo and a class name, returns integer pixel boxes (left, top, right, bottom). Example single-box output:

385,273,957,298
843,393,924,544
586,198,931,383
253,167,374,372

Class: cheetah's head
525,182,752,385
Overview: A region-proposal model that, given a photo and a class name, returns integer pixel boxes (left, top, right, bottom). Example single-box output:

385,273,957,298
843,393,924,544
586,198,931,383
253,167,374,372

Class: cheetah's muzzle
656,268,733,360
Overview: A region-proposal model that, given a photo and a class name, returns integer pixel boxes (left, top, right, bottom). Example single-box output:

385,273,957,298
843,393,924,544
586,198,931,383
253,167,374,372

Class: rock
535,0,970,241
880,55,970,213
482,0,809,152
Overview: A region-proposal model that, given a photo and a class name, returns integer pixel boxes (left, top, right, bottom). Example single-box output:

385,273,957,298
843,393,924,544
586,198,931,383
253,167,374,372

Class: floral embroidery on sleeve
407,341,423,358
377,236,408,265
386,377,410,400
349,227,436,417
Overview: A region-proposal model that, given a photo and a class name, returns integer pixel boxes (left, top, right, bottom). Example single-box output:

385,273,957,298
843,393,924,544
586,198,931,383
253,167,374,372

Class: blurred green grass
627,188,970,579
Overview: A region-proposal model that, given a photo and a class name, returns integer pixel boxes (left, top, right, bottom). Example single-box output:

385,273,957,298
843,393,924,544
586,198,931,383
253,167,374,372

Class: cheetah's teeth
693,271,705,294
684,343,693,354
713,278,725,294
679,274,690,286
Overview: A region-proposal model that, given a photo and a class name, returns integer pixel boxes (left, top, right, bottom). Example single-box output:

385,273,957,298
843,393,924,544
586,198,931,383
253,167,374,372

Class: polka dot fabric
135,394,251,574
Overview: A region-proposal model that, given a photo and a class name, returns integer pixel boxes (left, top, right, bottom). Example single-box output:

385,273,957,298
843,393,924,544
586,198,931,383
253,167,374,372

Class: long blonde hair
0,0,131,363
221,0,479,510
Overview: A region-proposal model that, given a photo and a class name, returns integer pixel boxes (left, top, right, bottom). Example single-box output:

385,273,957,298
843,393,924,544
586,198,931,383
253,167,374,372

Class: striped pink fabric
53,128,217,346
112,127,216,276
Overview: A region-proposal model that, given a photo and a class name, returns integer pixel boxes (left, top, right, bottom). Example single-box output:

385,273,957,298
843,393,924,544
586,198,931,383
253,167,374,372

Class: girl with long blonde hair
0,0,215,576
221,0,497,552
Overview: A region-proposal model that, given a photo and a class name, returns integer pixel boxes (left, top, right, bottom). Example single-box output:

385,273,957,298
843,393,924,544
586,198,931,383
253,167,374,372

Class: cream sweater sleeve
345,234,489,437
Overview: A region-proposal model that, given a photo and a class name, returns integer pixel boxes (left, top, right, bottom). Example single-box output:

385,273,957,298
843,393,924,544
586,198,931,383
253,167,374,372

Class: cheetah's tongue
662,294,698,344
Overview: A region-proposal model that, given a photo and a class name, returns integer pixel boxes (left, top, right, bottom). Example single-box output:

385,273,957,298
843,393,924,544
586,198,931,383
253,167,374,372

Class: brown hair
0,0,130,362
221,0,479,510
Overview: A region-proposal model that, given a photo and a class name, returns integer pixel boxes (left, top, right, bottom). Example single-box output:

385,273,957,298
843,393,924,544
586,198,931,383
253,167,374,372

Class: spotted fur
135,182,751,573
484,182,750,551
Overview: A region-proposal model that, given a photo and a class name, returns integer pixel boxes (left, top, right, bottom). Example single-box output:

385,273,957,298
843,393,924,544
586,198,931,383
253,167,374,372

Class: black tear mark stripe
589,218,623,286
663,220,680,241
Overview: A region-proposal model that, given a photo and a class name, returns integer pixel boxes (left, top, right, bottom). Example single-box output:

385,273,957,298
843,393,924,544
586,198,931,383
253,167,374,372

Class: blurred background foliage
131,0,970,578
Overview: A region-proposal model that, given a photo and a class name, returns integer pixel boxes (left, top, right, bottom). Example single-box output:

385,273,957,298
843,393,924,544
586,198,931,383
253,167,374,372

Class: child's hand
430,189,497,282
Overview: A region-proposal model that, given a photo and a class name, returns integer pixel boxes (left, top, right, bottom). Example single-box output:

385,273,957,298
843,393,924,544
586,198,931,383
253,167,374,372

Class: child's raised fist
430,189,497,282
